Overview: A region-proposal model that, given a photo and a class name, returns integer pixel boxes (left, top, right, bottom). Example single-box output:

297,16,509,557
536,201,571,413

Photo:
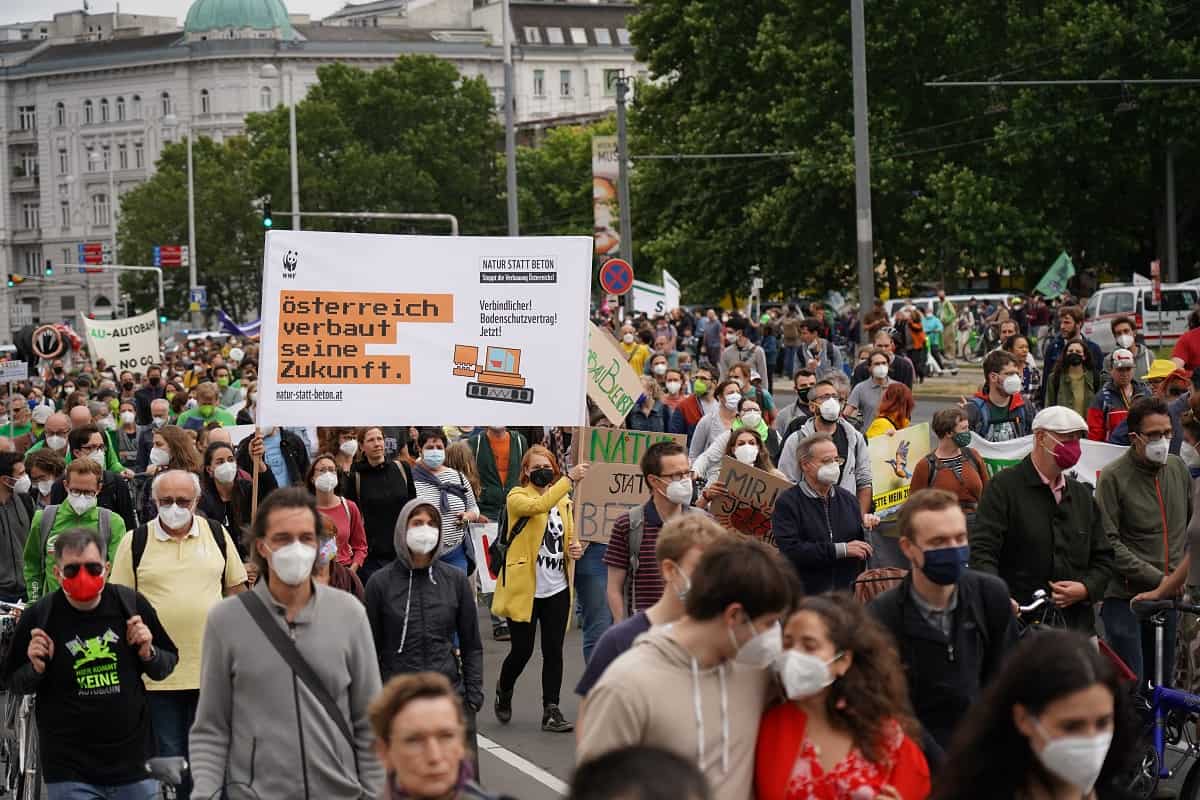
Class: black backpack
487,503,528,587
924,448,986,484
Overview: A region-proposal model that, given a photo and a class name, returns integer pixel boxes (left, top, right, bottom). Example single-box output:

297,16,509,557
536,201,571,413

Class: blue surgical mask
919,544,969,585
422,449,446,469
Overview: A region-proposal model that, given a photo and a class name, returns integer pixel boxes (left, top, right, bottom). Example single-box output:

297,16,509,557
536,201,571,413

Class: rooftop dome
184,0,293,39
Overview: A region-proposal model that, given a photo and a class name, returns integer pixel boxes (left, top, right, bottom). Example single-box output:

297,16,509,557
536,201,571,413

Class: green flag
1034,252,1075,299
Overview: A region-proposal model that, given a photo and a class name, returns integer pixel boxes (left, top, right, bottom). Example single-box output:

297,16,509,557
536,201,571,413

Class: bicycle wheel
17,710,40,800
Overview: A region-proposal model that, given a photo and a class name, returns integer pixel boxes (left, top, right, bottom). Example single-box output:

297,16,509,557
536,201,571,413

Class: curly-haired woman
755,593,930,800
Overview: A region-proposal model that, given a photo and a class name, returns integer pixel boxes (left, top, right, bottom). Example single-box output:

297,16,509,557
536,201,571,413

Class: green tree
245,56,503,235
629,0,1200,300
513,120,614,237
117,136,264,320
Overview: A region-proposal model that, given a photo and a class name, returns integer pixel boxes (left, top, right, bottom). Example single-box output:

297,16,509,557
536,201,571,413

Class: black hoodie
364,499,483,711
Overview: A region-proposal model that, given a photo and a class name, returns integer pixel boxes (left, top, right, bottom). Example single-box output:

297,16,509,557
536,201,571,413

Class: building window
101,146,111,171
18,106,36,130
570,27,587,45
604,69,621,96
22,203,39,229
60,295,75,312
616,28,631,45
92,194,110,226
100,98,109,122
533,69,545,97
85,147,95,172
116,96,125,121
200,89,211,115
118,144,128,170
58,149,69,174
546,27,564,45
84,100,94,124
55,102,65,126
134,142,144,169
161,92,172,116
560,70,572,97
523,26,541,44
59,201,70,228
20,153,37,177
61,247,71,264
23,251,41,277
131,94,141,118
260,86,273,110
595,28,612,45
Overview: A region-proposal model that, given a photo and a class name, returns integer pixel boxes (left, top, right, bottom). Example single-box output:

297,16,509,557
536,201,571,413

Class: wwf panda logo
283,250,298,273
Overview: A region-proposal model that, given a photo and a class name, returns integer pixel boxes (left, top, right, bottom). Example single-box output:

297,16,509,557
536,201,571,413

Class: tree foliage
117,136,263,320
628,0,1200,302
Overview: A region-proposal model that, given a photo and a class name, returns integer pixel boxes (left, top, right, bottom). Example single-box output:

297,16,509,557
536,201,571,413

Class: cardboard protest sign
469,523,499,594
586,322,644,426
257,230,591,426
711,456,794,542
969,433,1124,486
572,427,686,543
868,423,932,517
80,310,159,372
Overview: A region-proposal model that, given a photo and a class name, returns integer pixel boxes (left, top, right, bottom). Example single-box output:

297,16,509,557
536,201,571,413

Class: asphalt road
471,372,979,799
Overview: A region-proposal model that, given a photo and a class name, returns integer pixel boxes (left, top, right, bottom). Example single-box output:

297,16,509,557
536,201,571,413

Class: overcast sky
0,0,350,26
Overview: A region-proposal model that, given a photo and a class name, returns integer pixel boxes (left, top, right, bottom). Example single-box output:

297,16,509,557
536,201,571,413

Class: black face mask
796,387,811,404
148,376,160,387
529,467,555,487
1065,353,1084,367
122,381,134,391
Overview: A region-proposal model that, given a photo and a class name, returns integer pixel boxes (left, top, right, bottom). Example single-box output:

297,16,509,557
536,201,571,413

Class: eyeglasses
61,562,103,579
1135,431,1173,443
156,497,195,507
67,489,98,499
658,470,692,482
815,457,846,467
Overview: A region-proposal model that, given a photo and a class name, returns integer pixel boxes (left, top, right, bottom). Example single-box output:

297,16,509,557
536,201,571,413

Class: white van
1082,282,1200,349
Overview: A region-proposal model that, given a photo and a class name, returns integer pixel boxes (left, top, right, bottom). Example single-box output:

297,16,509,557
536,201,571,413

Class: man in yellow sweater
619,324,652,376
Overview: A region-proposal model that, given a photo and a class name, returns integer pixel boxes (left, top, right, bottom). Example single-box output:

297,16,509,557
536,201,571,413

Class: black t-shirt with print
5,588,176,784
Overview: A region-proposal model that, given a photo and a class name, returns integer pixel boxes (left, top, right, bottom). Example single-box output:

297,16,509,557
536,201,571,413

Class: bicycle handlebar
1018,589,1048,616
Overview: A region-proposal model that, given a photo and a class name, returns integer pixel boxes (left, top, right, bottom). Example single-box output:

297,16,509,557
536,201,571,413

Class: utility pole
1167,144,1178,283
615,73,633,314
502,0,518,235
850,0,875,342
289,70,301,231
186,130,200,328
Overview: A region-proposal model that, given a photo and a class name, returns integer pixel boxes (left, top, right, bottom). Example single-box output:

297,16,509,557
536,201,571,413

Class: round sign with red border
599,258,634,296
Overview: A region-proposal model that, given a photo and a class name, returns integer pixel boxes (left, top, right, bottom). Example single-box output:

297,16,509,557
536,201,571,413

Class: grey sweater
190,580,384,800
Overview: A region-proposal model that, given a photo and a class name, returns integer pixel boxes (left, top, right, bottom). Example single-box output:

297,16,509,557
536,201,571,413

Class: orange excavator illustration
452,344,535,404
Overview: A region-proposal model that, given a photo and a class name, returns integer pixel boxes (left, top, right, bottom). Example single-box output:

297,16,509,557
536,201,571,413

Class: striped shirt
603,501,666,614
413,467,479,553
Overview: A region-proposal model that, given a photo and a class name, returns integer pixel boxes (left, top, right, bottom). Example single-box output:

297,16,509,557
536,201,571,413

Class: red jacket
755,703,930,800
1086,379,1150,442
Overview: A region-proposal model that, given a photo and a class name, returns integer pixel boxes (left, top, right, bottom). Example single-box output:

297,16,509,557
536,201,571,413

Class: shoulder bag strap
238,592,359,766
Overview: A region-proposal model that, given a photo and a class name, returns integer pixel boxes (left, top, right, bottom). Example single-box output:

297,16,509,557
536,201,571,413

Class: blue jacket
770,482,865,594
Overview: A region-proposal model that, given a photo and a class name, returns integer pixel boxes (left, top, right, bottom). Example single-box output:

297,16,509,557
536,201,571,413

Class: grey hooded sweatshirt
364,498,484,710
576,627,770,800
189,579,384,800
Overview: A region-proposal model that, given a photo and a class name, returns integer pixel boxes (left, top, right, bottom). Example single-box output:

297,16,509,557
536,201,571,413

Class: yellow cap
1145,359,1177,381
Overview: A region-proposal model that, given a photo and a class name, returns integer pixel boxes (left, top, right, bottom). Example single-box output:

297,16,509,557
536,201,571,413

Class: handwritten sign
712,456,794,543
586,322,644,426
572,427,686,543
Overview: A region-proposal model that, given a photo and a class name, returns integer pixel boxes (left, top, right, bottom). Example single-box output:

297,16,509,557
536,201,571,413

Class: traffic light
6,274,22,288
262,199,273,229
44,259,53,276
158,313,168,324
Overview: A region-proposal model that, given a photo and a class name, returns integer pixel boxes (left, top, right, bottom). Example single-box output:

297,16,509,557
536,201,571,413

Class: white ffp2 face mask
1181,441,1200,468
1034,722,1112,795
818,397,841,422
1002,374,1024,396
663,477,693,506
816,463,841,485
269,540,317,586
734,443,759,465
1144,438,1170,465
776,649,843,700
730,619,782,669
213,462,238,484
157,503,192,530
406,524,440,555
339,439,359,457
314,472,339,493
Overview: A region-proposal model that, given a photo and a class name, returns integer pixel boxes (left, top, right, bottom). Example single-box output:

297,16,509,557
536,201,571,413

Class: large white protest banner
257,231,591,427
969,433,1125,487
80,310,159,372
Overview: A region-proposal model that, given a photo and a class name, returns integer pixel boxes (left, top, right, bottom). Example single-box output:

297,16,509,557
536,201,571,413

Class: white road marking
478,734,569,796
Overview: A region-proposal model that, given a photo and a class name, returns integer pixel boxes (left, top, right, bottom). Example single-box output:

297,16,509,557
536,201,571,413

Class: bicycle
1123,599,1200,800
1015,589,1067,636
0,599,41,800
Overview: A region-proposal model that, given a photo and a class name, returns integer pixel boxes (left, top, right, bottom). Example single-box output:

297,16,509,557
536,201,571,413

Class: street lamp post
502,0,518,236
163,112,201,328
260,63,301,231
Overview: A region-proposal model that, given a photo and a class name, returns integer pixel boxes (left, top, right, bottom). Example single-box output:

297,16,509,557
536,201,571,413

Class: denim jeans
147,689,199,800
1102,599,1177,689
47,780,159,800
575,543,613,663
